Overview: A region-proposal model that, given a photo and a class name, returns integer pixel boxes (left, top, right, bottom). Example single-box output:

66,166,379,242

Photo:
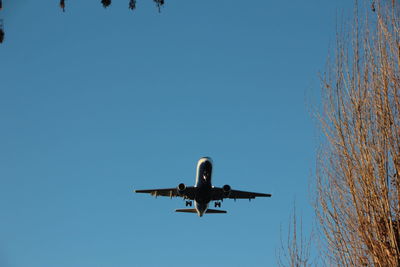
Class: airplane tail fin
205,209,227,214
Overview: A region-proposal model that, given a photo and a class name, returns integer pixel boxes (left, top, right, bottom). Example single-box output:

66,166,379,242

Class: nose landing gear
214,201,221,208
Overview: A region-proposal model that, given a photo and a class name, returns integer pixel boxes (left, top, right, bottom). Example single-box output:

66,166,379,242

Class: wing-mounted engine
177,183,187,196
222,184,231,197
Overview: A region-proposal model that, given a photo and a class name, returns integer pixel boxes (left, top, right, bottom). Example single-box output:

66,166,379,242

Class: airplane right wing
211,187,271,200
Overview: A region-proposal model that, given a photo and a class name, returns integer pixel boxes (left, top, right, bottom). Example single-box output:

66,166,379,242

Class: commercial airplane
135,157,272,217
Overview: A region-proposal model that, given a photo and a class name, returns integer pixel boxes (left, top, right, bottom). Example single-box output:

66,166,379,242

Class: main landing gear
214,201,221,208
185,200,192,207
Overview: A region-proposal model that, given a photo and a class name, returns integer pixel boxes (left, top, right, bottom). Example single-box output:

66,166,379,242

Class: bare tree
278,205,314,267
316,0,400,266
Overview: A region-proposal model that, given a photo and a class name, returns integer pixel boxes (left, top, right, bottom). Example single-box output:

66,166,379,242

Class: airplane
135,157,272,217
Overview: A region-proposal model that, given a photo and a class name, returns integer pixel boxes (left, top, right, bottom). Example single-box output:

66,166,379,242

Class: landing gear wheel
185,200,192,207
214,201,221,208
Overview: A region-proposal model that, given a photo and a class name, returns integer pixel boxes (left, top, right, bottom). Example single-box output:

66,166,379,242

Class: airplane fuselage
194,157,213,216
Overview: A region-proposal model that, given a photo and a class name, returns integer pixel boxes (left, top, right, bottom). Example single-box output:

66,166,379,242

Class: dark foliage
153,0,164,12
101,0,111,8
0,29,4,43
129,0,136,10
60,0,65,12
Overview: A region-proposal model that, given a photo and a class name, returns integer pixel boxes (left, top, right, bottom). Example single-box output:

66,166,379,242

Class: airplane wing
211,187,271,200
135,187,196,200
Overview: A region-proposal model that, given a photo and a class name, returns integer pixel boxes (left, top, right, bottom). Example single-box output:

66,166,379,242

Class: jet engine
222,184,231,196
177,183,186,194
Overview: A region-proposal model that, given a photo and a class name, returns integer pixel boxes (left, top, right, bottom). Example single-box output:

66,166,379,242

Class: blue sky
0,1,353,266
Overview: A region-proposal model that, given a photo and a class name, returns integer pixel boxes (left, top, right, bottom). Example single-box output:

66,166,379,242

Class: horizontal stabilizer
175,209,197,213
175,209,227,214
205,209,227,214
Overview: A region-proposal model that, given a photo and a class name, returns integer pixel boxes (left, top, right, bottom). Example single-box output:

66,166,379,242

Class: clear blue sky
0,1,353,266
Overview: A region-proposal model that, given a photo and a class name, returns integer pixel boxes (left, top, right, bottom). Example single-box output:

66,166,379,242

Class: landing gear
185,200,192,207
214,201,221,208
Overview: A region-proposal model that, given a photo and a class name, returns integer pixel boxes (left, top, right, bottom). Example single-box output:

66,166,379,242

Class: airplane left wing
135,187,196,199
211,187,271,200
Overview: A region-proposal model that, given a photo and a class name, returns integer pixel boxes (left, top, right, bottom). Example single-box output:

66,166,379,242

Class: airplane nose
201,157,213,163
